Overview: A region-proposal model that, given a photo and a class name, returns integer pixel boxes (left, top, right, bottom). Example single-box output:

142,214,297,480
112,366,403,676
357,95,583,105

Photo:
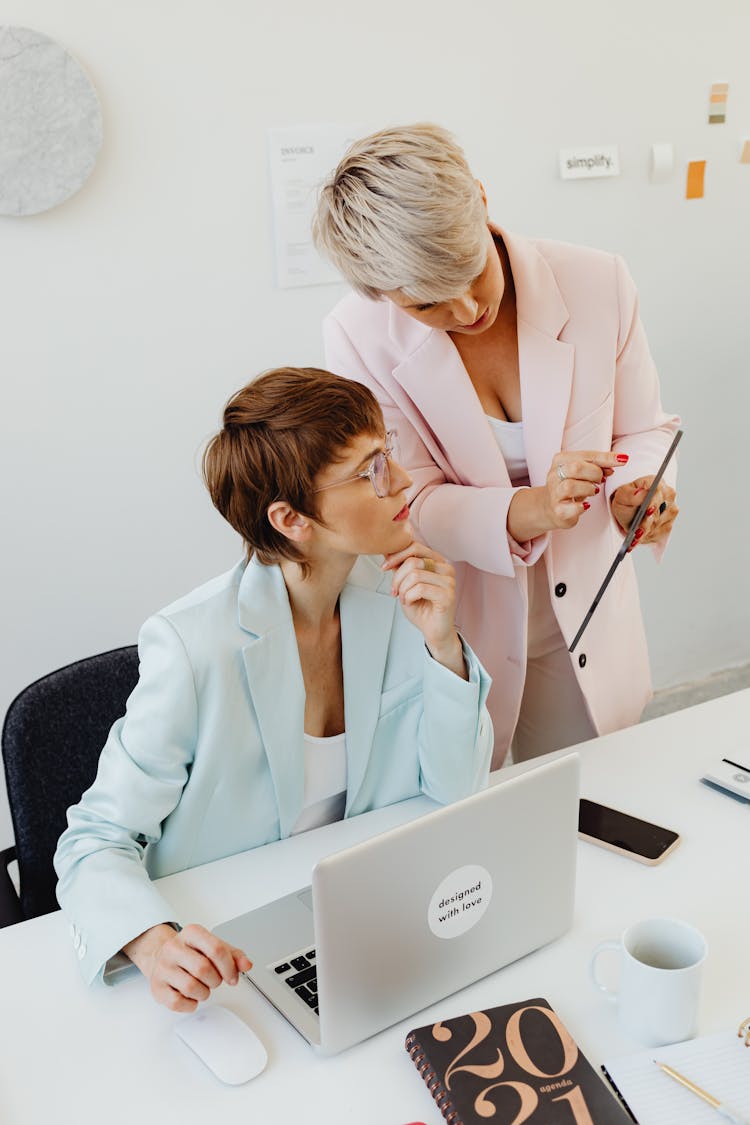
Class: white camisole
485,415,528,484
290,731,347,835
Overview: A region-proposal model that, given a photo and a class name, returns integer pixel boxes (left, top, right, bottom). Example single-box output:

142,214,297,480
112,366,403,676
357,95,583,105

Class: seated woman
54,366,492,1013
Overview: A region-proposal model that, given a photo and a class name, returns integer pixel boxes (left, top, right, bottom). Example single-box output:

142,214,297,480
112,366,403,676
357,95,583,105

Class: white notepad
602,1031,750,1124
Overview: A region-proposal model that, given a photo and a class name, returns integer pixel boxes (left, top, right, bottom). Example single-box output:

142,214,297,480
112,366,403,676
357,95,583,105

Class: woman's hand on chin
123,922,252,1012
382,542,467,680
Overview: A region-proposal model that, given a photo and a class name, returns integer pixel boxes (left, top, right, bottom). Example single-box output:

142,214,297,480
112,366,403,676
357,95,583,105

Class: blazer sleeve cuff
507,531,550,568
419,638,493,802
83,907,179,987
418,484,542,576
102,950,139,985
61,865,183,986
422,635,487,694
102,921,182,986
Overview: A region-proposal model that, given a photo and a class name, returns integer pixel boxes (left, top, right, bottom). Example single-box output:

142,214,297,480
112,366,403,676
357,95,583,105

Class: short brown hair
202,367,384,568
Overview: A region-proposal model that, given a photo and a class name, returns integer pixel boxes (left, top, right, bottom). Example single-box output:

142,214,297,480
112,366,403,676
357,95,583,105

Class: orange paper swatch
686,161,706,199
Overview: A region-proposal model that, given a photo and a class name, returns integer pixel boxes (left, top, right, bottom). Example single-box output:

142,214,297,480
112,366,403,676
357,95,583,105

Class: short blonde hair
313,123,487,302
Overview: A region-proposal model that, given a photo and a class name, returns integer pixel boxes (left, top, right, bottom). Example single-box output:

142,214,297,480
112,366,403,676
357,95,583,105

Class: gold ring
423,558,436,573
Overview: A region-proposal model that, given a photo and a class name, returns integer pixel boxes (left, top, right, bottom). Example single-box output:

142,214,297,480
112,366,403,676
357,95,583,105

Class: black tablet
568,429,683,653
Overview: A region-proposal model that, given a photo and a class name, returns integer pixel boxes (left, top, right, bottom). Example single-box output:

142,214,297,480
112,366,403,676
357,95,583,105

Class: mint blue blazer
54,556,492,984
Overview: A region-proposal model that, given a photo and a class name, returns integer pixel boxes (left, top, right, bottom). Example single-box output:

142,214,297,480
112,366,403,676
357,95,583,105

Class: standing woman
314,124,680,768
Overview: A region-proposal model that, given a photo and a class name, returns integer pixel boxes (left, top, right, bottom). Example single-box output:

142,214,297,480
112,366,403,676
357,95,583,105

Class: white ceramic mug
590,916,707,1046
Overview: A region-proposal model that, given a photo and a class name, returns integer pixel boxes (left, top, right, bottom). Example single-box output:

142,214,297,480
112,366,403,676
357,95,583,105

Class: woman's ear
267,501,312,544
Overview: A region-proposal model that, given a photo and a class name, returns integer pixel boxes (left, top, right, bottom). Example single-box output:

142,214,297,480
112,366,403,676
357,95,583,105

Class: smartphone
578,798,680,865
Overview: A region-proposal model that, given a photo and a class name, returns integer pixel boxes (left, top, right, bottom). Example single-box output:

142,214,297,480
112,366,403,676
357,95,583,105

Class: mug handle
590,940,621,1002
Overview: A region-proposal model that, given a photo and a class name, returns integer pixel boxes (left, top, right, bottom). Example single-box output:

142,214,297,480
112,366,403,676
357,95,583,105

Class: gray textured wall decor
0,25,102,216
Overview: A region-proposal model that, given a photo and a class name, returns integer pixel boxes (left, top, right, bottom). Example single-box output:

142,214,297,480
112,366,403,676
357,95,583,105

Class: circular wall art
0,25,103,216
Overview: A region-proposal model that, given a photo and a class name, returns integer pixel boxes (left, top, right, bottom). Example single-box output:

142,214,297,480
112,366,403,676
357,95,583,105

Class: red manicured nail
582,501,591,511
595,486,600,495
646,506,655,516
634,527,644,538
617,454,629,463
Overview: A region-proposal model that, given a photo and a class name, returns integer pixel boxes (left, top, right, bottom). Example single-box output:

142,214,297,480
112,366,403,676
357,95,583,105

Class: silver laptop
214,753,579,1055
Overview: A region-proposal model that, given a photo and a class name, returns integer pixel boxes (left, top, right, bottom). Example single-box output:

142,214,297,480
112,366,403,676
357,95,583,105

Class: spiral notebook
602,1029,750,1124
406,998,631,1123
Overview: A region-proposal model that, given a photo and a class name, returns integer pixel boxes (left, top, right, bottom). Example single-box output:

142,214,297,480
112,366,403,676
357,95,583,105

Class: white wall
2,0,749,849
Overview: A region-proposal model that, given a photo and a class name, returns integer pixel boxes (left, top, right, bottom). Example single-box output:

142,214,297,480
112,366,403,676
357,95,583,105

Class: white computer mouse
174,1003,268,1084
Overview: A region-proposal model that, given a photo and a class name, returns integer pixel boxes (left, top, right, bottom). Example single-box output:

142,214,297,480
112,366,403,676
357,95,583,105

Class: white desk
2,691,749,1124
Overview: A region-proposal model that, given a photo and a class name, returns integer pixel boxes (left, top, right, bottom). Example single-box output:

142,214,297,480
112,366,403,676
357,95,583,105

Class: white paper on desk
603,1031,750,1124
267,123,361,288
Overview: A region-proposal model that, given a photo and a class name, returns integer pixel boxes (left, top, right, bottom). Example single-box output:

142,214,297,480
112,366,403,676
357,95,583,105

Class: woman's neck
493,233,517,318
280,555,348,740
279,553,355,633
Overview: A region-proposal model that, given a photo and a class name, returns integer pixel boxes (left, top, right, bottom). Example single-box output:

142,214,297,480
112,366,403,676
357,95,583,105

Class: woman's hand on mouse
123,922,252,1012
611,477,678,549
382,542,466,680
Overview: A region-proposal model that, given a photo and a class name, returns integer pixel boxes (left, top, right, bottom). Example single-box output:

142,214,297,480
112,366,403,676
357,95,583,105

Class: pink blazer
323,228,680,757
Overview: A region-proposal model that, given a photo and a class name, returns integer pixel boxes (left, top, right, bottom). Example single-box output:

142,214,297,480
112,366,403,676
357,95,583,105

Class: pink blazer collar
386,226,571,351
387,227,574,488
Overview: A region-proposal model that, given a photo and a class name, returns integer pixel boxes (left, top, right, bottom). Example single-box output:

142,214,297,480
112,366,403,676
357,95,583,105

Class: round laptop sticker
428,864,492,939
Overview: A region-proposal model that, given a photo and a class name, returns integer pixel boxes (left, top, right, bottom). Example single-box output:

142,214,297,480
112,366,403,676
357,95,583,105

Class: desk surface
2,691,749,1124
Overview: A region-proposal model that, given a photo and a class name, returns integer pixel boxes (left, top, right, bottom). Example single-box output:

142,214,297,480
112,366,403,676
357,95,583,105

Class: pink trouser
510,559,598,763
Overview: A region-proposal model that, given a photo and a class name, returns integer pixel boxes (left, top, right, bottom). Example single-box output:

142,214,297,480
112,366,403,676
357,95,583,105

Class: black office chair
0,646,139,927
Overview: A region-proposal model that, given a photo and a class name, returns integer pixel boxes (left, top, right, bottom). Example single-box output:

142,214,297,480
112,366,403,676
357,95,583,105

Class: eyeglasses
313,431,399,499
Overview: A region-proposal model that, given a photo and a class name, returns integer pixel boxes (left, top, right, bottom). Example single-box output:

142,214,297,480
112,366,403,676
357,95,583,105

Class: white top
290,731,347,835
486,414,528,483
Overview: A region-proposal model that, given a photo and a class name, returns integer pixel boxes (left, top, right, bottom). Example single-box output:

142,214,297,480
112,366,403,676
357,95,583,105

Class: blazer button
578,653,587,668
554,582,567,597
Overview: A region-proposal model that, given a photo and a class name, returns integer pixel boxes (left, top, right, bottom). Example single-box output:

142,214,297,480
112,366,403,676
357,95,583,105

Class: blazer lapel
517,323,574,486
503,228,574,486
388,228,575,490
391,316,511,488
238,561,305,838
339,558,396,813
238,557,396,833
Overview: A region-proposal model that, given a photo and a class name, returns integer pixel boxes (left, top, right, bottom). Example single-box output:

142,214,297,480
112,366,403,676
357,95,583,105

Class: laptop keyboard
272,948,318,1016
